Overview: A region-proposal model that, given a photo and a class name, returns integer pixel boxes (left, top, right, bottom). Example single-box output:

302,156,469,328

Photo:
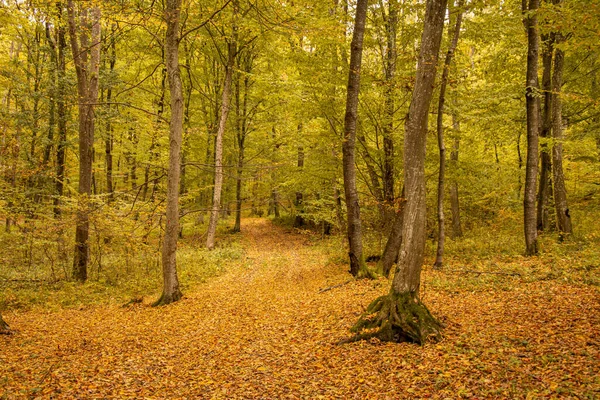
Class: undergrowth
0,212,243,312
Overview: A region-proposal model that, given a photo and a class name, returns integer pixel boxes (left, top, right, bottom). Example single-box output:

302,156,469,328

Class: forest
0,0,599,398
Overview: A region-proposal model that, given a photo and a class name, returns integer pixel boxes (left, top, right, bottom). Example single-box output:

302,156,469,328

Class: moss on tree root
350,292,443,345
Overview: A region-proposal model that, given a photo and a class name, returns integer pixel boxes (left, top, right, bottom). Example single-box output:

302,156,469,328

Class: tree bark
523,0,540,256
434,0,463,270
537,33,553,231
68,1,101,282
105,26,116,201
155,0,184,306
353,0,447,344
206,42,235,250
342,0,370,278
233,52,250,233
551,32,572,236
380,187,405,277
449,115,462,238
382,0,398,210
54,4,67,218
43,23,56,168
294,123,305,228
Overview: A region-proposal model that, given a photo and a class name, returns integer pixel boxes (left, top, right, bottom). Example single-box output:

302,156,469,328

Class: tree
206,20,236,250
523,0,540,256
449,113,462,238
379,186,405,277
537,31,554,231
342,0,371,278
550,28,572,237
381,0,398,212
352,0,447,344
67,1,102,281
155,0,184,306
434,0,464,269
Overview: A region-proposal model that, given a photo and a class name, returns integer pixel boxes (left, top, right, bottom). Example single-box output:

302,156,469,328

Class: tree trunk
352,0,447,344
105,26,116,201
233,50,252,233
523,0,540,256
551,33,572,237
206,42,235,250
434,0,463,270
449,116,462,238
43,23,56,168
54,6,67,218
154,0,184,306
294,123,305,228
537,33,553,231
68,1,101,282
342,0,371,278
379,187,405,277
382,0,398,210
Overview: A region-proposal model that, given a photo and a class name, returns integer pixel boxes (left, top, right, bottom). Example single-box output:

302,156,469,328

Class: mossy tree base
351,292,442,344
152,290,183,307
350,253,377,280
357,264,377,280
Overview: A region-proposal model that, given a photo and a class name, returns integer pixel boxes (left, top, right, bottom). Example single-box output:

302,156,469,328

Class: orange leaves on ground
1,219,599,398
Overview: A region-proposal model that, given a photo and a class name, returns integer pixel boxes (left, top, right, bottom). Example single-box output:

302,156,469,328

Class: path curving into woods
1,219,599,398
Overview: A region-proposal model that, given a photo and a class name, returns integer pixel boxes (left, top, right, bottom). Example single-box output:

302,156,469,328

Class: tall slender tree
353,0,448,344
449,114,463,238
67,1,101,281
537,32,554,231
551,28,572,236
342,0,371,278
523,0,540,256
206,41,235,250
382,0,398,211
434,0,464,269
155,0,184,305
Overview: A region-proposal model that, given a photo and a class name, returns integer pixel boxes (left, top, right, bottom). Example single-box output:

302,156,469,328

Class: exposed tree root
349,254,377,280
121,296,143,308
357,263,377,280
350,292,443,345
152,290,183,307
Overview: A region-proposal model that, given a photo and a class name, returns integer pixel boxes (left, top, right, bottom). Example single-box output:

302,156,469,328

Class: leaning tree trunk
537,33,554,231
523,0,540,256
342,0,372,278
68,1,101,282
206,42,235,250
434,0,463,270
551,33,572,237
352,0,447,344
154,0,184,306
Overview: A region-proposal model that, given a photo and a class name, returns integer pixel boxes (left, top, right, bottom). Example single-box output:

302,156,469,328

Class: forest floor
1,218,599,399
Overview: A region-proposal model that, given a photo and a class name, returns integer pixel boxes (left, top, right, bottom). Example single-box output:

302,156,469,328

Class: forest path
2,218,600,399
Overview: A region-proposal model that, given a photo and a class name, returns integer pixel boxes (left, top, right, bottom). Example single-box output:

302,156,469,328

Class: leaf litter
1,219,598,399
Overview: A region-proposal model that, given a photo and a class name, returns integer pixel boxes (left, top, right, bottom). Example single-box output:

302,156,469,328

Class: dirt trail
1,219,599,399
